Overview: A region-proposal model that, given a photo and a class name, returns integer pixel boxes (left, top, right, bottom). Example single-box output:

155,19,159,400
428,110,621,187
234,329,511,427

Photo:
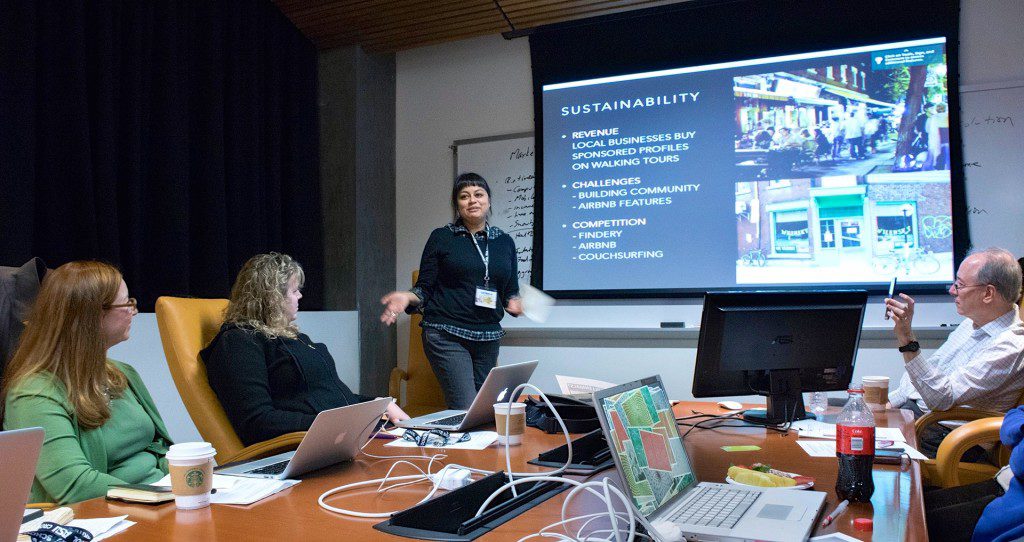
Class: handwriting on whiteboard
499,148,535,280
961,114,1015,128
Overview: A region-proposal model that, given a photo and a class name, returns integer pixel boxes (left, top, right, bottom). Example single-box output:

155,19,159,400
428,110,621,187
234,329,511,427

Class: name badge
475,287,498,309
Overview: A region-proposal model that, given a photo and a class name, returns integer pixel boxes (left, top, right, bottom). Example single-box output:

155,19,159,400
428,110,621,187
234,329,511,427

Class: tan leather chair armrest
389,367,409,403
915,407,1004,435
219,431,307,465
933,417,1004,488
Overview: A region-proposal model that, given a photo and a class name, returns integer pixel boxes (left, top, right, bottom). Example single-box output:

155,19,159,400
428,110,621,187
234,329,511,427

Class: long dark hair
450,172,491,222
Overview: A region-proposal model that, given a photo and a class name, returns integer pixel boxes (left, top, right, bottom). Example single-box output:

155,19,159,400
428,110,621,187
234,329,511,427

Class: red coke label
837,425,875,455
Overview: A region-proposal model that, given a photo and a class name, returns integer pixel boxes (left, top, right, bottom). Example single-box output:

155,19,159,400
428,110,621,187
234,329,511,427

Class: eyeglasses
103,298,138,310
949,283,988,295
401,428,471,447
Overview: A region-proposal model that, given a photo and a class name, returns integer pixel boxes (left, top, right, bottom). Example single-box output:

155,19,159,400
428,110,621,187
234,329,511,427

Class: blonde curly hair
223,253,304,339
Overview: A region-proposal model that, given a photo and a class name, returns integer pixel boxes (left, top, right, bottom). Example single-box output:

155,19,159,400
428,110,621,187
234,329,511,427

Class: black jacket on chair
200,323,372,446
0,258,47,373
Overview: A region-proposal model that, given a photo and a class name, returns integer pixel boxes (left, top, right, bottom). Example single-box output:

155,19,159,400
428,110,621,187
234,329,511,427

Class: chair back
396,271,447,416
155,296,242,464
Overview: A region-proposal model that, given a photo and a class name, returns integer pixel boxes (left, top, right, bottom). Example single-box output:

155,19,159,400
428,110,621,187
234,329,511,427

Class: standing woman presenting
381,173,522,409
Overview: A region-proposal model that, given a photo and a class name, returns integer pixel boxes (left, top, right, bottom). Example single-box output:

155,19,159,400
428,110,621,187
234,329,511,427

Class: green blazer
3,359,173,504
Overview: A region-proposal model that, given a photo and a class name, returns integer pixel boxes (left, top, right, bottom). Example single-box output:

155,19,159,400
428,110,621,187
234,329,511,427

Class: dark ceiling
272,0,688,53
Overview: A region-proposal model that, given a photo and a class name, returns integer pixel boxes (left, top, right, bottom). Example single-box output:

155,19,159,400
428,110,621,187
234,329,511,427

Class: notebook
396,360,538,431
218,398,391,479
593,376,825,542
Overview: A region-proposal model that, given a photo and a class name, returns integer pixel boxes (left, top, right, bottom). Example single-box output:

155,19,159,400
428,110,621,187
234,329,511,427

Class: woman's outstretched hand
380,291,416,325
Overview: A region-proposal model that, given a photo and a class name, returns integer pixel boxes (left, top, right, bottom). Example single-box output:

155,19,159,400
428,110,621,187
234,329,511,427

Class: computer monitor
692,290,867,425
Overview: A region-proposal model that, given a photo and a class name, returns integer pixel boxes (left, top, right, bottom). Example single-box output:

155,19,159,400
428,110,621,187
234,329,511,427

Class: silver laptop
218,397,391,479
1,427,44,542
593,376,825,542
396,360,538,431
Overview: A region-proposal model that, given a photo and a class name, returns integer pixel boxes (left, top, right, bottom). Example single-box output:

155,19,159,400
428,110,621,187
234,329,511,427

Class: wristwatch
898,340,920,353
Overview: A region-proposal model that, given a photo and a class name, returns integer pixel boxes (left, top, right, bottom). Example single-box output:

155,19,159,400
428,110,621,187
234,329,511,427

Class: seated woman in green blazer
2,261,172,504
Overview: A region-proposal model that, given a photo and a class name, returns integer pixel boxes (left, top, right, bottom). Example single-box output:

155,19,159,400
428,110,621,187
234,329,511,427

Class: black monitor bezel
528,0,966,299
691,290,867,403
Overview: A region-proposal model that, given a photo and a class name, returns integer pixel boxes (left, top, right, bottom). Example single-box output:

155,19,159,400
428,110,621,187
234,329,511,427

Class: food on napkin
727,463,813,488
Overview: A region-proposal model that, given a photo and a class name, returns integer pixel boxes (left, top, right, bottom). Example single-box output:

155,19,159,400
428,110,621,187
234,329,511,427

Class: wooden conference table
69,401,925,541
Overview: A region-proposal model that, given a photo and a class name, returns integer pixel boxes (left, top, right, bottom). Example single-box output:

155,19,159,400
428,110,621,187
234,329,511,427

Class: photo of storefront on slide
735,172,953,284
733,42,949,180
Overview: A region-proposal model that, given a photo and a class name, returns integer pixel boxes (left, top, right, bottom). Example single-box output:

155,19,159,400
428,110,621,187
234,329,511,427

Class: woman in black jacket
380,173,522,409
202,253,407,446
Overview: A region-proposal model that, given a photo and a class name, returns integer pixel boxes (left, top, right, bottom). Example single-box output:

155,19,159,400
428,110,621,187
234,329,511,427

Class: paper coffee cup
165,442,217,509
862,376,890,409
493,402,527,445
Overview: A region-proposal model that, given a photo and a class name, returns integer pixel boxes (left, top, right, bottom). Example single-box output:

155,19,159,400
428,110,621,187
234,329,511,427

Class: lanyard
469,229,490,288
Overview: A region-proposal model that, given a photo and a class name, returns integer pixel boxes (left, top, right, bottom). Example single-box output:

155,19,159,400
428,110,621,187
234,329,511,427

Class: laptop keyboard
245,460,289,476
667,486,760,529
427,413,467,427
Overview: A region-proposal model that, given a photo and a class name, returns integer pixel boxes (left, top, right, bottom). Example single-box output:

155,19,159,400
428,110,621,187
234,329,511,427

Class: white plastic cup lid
166,442,216,461
863,376,890,384
493,402,526,413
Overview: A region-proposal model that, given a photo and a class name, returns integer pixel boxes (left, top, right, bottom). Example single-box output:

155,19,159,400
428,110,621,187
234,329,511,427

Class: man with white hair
886,248,1024,457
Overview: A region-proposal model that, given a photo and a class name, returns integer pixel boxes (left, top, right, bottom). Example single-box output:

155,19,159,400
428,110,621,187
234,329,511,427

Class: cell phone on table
874,448,904,464
884,277,898,319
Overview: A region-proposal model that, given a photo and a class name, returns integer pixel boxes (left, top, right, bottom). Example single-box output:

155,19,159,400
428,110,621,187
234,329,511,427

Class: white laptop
396,360,538,431
593,376,825,542
218,397,390,479
1,427,44,542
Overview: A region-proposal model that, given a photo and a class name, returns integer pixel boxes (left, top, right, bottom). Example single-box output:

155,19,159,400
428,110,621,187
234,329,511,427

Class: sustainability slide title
560,92,701,116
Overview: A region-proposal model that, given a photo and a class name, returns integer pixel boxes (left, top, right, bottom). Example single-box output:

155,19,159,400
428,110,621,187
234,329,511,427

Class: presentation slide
541,37,954,293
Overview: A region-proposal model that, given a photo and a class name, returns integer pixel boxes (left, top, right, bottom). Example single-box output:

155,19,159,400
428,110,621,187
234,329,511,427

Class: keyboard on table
245,460,289,476
667,486,760,529
427,413,467,427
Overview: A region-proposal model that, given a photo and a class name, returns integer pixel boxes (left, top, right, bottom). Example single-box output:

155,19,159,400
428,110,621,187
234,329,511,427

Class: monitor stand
742,369,812,425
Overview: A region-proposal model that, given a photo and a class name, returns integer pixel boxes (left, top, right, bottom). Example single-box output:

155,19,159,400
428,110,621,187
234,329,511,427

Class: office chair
388,271,447,417
155,296,304,465
929,416,1008,488
918,388,1024,488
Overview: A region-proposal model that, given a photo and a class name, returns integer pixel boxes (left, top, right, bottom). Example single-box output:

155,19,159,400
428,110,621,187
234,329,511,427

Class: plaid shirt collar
972,308,1022,338
448,219,504,240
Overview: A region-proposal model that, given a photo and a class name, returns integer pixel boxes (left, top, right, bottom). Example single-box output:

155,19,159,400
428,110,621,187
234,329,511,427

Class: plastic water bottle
808,391,829,421
835,388,875,502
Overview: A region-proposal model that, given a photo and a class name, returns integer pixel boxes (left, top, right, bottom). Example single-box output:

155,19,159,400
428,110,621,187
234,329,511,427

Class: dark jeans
925,478,1003,542
847,136,864,158
421,326,501,410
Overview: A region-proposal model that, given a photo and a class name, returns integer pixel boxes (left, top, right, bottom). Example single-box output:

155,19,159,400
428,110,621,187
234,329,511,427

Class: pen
373,432,399,440
821,499,849,527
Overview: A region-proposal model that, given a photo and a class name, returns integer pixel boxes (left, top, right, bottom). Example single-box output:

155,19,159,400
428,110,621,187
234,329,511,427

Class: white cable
507,478,637,542
317,386,577,522
563,479,635,542
318,474,433,518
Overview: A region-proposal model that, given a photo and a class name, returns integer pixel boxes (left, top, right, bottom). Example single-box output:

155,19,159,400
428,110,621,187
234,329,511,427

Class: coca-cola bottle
835,388,875,502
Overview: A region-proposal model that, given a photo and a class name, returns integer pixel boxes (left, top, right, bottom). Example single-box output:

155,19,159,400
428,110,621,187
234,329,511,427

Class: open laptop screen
597,377,696,516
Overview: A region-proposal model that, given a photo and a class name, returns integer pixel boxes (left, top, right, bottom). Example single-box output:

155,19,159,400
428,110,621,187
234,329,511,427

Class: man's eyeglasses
103,298,138,310
949,283,988,295
401,428,471,447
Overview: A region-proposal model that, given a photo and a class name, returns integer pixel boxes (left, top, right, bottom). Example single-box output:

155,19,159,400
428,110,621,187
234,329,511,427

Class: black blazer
200,323,372,446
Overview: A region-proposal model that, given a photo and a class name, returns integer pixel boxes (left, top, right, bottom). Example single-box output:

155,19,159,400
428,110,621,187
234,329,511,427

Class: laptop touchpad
757,504,802,521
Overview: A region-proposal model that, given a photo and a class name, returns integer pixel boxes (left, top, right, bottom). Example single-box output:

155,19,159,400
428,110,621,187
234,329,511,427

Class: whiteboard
960,83,1024,256
453,133,535,283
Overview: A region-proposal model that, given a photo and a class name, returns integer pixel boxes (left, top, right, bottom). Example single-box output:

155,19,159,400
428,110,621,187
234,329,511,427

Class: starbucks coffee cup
165,442,217,509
